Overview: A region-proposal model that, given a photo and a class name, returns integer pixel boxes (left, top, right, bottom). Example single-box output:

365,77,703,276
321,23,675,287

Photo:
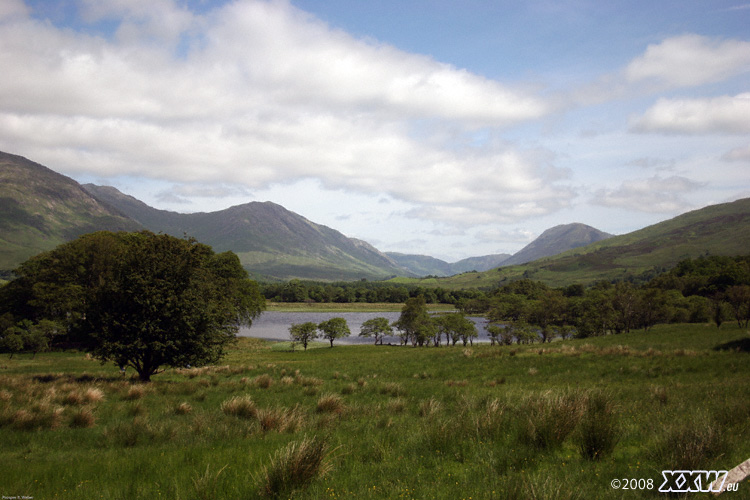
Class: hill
0,151,140,274
501,223,612,266
395,197,750,289
0,151,408,281
387,252,511,277
82,185,408,282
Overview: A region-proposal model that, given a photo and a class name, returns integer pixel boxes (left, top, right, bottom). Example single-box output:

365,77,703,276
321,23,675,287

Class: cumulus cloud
630,93,750,134
591,175,704,213
625,34,750,88
0,0,567,227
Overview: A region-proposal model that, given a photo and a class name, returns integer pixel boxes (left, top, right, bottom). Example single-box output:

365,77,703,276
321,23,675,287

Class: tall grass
258,435,334,498
0,323,748,499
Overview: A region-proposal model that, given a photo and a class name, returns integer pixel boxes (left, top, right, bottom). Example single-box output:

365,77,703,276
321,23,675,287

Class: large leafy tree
0,231,264,381
394,296,435,346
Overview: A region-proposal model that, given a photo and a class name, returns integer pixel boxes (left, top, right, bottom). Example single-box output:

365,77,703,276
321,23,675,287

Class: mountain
405,198,750,289
388,224,610,277
386,252,511,277
0,151,408,281
0,151,141,273
82,185,408,281
385,253,456,277
452,254,512,273
501,223,613,266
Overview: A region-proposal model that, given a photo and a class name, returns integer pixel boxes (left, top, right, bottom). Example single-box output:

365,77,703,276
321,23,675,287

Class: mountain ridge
0,151,141,272
386,252,512,277
396,197,750,289
83,184,409,281
501,223,613,267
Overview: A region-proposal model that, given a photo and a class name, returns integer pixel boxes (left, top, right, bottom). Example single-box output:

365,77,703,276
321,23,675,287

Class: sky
1,0,749,262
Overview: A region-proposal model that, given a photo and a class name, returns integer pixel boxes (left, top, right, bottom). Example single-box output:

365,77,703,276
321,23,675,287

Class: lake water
238,311,493,344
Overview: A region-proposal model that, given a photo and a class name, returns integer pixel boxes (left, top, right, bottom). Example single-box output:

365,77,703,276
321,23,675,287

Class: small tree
725,285,750,328
0,327,24,359
290,322,318,350
438,313,477,346
318,317,351,347
359,317,392,345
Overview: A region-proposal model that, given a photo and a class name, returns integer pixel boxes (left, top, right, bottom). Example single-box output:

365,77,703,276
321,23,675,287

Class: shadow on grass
714,338,750,353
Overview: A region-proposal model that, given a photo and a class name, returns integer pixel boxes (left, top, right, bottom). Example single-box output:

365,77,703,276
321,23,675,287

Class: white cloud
722,145,750,162
0,0,567,229
625,34,750,88
630,93,750,134
0,0,28,20
591,175,704,213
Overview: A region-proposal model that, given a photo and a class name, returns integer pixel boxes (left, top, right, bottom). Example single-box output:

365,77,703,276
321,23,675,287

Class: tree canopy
289,322,318,350
317,317,351,347
359,317,393,345
0,231,265,380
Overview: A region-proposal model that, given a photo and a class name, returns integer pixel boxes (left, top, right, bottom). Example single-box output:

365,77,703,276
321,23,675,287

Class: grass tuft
576,391,619,460
220,396,258,419
316,393,345,414
258,435,334,498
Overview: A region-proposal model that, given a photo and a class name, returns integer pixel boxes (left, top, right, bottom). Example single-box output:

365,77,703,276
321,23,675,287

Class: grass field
1,323,749,499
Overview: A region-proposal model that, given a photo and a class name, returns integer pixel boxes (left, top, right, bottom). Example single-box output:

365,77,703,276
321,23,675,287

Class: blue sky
1,0,749,261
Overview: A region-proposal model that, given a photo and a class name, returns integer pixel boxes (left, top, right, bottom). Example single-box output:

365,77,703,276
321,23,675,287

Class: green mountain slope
386,252,511,277
396,198,750,289
83,184,408,281
501,223,612,266
0,152,141,273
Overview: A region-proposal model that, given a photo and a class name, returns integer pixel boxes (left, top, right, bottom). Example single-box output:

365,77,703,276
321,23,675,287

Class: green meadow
1,323,749,499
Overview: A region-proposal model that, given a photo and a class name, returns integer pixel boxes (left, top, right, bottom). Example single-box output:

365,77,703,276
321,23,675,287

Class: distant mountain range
385,252,512,277
4,150,747,286
402,197,750,289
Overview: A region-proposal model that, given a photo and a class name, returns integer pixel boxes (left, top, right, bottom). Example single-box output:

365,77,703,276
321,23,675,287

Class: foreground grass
1,323,749,499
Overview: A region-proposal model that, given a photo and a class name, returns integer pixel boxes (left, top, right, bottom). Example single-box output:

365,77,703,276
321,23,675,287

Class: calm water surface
238,311,492,344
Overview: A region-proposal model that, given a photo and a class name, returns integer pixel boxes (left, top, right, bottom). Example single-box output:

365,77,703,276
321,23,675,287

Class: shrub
258,436,334,498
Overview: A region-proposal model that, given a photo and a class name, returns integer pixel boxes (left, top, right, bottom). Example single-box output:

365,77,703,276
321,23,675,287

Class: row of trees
288,297,480,349
261,279,482,305
480,280,750,344
0,231,265,381
289,317,352,349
